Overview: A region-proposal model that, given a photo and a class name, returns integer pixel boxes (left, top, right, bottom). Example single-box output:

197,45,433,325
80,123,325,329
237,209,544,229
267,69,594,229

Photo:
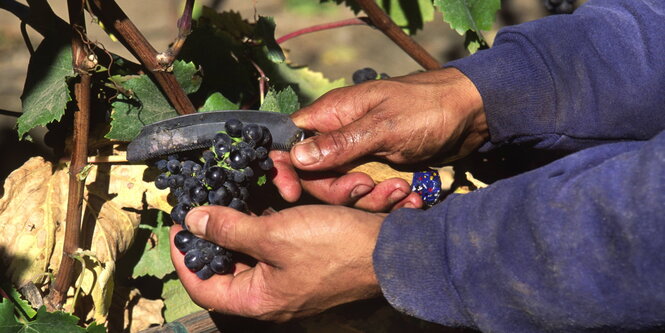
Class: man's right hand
272,67,488,210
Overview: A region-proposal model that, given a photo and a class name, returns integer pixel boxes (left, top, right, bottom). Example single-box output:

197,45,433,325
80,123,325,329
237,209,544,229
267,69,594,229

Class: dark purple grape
168,174,185,189
241,147,257,161
228,150,249,169
242,124,263,145
190,185,208,204
210,255,233,274
167,154,178,160
352,67,377,84
205,166,226,187
225,119,243,138
195,265,215,280
258,158,274,171
214,141,231,156
208,187,230,206
178,192,193,206
183,176,199,191
239,187,250,201
170,203,190,224
174,230,196,253
223,181,240,198
242,166,254,179
211,244,226,255
184,249,205,271
155,159,168,171
229,198,246,212
214,132,233,145
181,160,197,175
259,126,272,147
167,159,181,174
155,174,169,189
199,247,214,264
255,146,268,160
230,169,246,184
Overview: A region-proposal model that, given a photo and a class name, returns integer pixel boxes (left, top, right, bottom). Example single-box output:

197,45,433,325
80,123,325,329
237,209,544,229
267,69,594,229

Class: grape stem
355,0,440,70
157,0,195,67
276,17,371,44
45,0,93,310
85,0,196,115
250,59,268,105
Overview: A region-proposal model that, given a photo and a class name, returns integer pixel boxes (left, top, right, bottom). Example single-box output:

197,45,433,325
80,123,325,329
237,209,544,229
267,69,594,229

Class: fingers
270,150,302,202
290,117,384,171
184,206,269,261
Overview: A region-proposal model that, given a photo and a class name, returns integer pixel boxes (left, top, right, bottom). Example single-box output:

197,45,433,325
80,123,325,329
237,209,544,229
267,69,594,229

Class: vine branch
46,0,93,310
157,0,194,66
354,0,440,70
276,17,370,44
86,0,196,115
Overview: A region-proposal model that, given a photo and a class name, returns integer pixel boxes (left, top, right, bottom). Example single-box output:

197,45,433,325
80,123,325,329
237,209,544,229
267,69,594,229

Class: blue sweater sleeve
446,0,665,152
374,129,665,332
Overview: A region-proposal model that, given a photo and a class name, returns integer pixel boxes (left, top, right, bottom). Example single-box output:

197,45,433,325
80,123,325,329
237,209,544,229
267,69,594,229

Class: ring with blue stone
411,169,442,207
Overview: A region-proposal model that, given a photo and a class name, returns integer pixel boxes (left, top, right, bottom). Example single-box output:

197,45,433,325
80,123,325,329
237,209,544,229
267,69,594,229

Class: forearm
374,130,665,332
447,0,665,152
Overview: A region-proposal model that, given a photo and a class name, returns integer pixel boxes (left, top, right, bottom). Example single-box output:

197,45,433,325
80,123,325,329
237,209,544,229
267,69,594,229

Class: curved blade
126,110,304,162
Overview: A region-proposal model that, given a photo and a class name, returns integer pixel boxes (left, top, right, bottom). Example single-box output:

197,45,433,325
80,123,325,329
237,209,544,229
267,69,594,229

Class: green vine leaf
200,92,239,112
131,213,174,279
256,16,286,63
268,62,346,105
162,277,201,322
259,86,300,114
434,0,501,36
0,300,99,333
0,281,36,320
17,37,74,139
106,60,202,141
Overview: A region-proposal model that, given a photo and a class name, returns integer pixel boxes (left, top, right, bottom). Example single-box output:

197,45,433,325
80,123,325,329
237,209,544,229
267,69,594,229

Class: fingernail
350,184,373,199
388,189,408,204
186,210,209,236
293,140,321,166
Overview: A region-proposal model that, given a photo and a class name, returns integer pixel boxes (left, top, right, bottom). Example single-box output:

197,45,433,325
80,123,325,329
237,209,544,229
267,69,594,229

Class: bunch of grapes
543,0,575,14
153,118,274,280
352,67,390,84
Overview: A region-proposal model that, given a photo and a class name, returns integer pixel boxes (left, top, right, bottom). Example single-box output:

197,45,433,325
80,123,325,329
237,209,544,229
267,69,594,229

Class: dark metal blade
126,110,304,162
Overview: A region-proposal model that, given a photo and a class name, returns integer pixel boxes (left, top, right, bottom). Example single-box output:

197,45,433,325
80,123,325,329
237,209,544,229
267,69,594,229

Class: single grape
190,185,208,204
208,187,231,206
155,159,168,171
228,150,249,169
174,230,196,253
258,158,274,171
242,124,264,145
255,146,268,160
202,150,215,163
225,119,243,138
229,198,246,212
167,159,181,174
259,126,272,147
170,203,190,224
184,249,205,271
242,166,254,179
214,132,233,146
181,160,197,175
241,147,257,161
205,166,226,187
214,141,231,156
195,265,215,280
155,174,169,190
352,67,378,84
210,255,233,274
178,192,193,206
168,174,185,189
239,187,250,201
223,181,240,198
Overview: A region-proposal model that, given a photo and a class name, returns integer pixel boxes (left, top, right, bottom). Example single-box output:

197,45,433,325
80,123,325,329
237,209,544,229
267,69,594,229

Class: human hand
272,67,486,208
170,205,384,321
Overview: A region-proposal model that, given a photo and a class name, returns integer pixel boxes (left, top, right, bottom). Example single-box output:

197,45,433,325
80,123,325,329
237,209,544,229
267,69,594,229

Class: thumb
185,206,268,261
290,118,382,170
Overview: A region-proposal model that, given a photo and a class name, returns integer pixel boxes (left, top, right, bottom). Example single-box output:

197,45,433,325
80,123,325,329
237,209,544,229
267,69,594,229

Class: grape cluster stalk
153,119,275,280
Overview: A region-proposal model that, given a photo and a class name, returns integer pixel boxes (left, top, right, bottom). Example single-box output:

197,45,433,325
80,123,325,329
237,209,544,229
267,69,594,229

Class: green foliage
106,60,202,141
17,37,73,139
199,92,239,112
0,299,100,333
268,63,346,105
162,277,201,321
0,281,36,320
259,86,300,114
434,0,501,35
255,17,286,63
131,213,175,279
